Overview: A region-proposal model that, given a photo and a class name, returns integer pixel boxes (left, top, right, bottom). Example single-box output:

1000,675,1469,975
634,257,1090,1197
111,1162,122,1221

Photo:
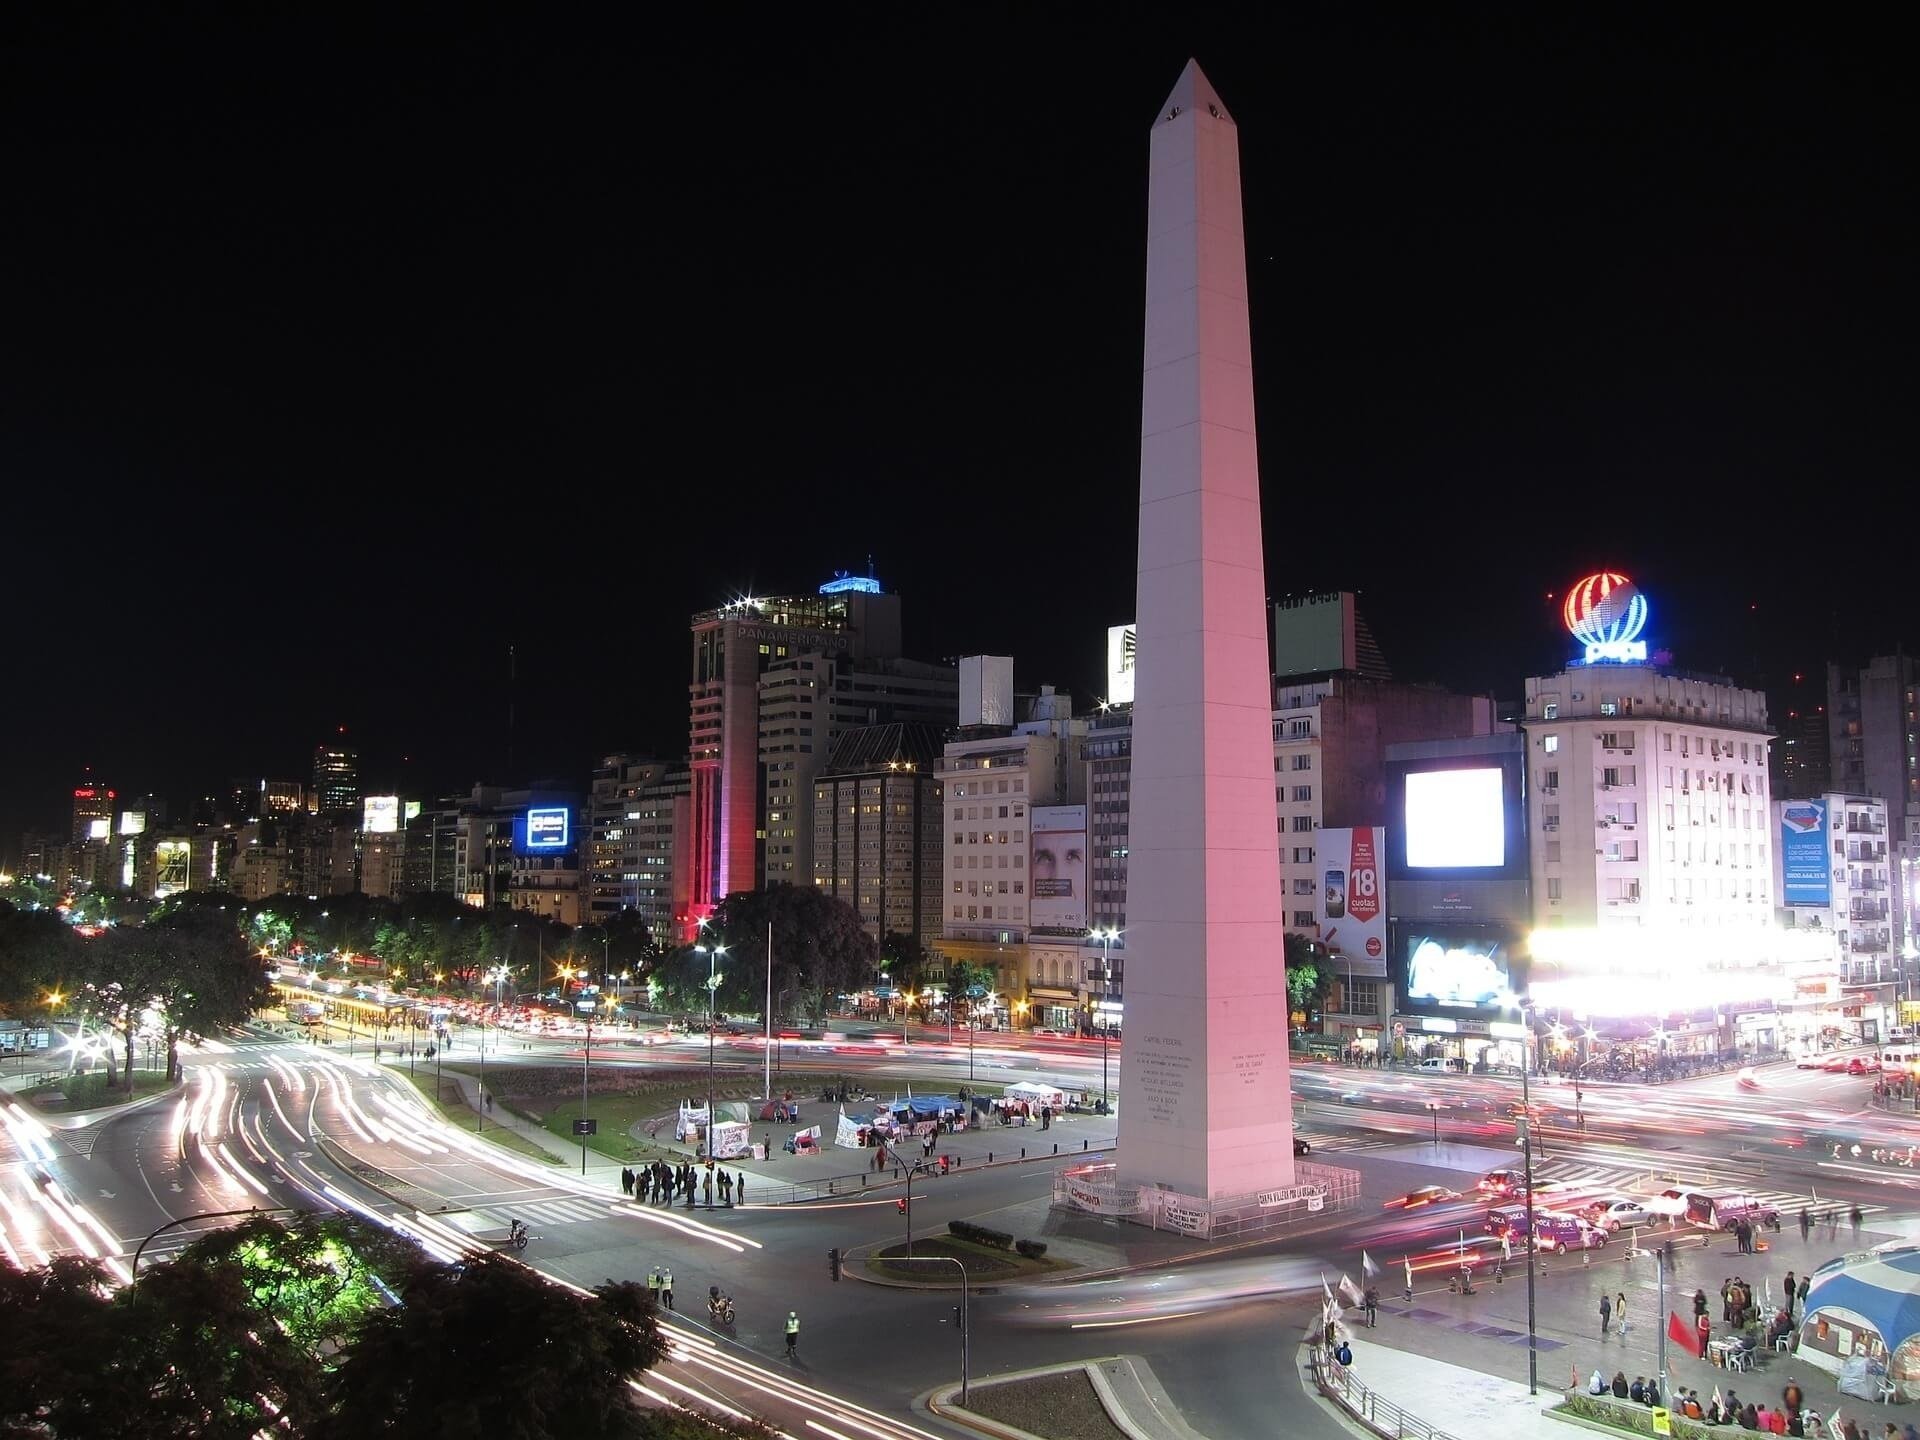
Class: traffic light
828,1247,841,1281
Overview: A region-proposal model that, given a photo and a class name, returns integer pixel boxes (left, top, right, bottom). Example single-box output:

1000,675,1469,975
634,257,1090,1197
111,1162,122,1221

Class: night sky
2,13,1910,849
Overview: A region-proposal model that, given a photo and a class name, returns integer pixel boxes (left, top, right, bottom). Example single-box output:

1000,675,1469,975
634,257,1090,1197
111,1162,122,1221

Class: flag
1338,1274,1364,1307
1362,1251,1379,1278
1830,1409,1845,1440
1405,1255,1414,1290
1668,1310,1700,1359
1710,1387,1722,1413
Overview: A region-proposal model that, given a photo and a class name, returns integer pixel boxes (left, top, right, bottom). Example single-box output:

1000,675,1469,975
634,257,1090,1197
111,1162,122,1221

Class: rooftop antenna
507,643,517,776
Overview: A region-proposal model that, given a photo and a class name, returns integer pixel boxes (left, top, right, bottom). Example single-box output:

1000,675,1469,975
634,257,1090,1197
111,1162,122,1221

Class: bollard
1053,1144,1058,1155
1084,1140,1088,1151
1021,1148,1026,1159
988,1152,993,1164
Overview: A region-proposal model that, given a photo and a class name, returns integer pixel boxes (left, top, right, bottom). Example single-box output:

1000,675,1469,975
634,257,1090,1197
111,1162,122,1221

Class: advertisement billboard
154,840,191,899
1106,624,1136,706
1029,805,1087,932
1404,768,1506,868
117,811,146,836
363,795,400,834
1396,925,1518,1015
86,818,111,841
520,806,571,854
1271,591,1353,677
1317,827,1387,976
1781,800,1830,906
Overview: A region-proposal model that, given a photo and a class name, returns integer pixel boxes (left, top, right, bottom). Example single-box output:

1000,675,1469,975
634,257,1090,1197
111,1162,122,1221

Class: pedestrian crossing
466,1195,617,1230
1529,1158,1887,1218
1296,1129,1397,1154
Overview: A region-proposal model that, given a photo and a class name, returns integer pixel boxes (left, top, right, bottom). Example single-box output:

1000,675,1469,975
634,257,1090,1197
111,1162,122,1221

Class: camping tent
1004,1081,1066,1108
1797,1246,1920,1399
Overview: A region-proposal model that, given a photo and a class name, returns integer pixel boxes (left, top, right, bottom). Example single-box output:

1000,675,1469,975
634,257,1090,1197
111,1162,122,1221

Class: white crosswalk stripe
1529,1158,1885,1216
469,1196,614,1229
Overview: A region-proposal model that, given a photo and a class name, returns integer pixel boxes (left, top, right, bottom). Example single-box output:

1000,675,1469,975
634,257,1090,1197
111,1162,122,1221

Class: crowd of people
1585,1371,1916,1440
619,1159,745,1208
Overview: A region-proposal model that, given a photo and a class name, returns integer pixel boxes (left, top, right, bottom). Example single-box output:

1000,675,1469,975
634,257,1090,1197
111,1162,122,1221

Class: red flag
1668,1310,1701,1359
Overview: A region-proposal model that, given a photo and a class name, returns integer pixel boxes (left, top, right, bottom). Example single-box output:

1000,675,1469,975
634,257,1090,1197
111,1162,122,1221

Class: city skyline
3,16,1909,840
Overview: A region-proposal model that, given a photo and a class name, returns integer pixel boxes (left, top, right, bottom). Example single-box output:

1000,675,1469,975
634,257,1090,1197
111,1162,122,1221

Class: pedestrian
736,1171,745,1202
661,1268,674,1310
638,1169,652,1203
785,1309,800,1359
1799,1207,1811,1241
1850,1205,1863,1241
648,1266,661,1302
1616,1291,1628,1336
1783,1271,1797,1317
1695,1288,1710,1320
620,1167,632,1196
484,1092,493,1114
1796,1275,1809,1313
1335,1339,1353,1367
1724,1277,1736,1324
1601,1291,1614,1338
703,1172,713,1208
685,1173,696,1208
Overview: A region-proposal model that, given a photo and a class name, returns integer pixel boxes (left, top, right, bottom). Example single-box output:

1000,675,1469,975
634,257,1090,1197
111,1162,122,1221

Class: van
1484,1204,1529,1238
1532,1212,1607,1254
1684,1192,1781,1233
1419,1057,1466,1073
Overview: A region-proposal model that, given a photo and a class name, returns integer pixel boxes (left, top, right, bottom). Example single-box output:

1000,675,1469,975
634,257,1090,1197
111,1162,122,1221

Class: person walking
1850,1205,1863,1241
1723,1277,1736,1324
1799,1207,1811,1242
1363,1285,1379,1328
648,1266,662,1304
736,1171,745,1202
1616,1290,1629,1337
1600,1291,1614,1339
703,1171,713,1208
660,1268,674,1310
785,1309,800,1359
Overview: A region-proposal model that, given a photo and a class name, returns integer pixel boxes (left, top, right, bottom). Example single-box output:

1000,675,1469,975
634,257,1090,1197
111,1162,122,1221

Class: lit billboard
1396,925,1519,1015
1029,805,1087,932
1107,624,1136,705
1317,827,1387,975
1271,591,1353,678
1386,750,1528,885
363,795,400,834
1781,800,1830,906
403,799,422,824
117,811,146,836
154,840,191,899
86,818,111,841
520,806,571,853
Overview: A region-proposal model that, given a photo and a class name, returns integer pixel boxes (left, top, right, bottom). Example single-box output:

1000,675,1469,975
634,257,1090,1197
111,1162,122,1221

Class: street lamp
1499,989,1541,1396
579,994,599,1174
901,990,915,1049
1090,927,1121,1106
695,941,728,1169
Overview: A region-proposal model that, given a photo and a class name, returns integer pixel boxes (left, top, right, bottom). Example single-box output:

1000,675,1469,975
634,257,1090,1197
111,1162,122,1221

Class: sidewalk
1325,1338,1560,1440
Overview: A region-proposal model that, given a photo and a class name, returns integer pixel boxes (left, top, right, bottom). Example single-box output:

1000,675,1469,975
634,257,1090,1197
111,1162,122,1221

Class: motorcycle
708,1291,735,1326
505,1224,529,1252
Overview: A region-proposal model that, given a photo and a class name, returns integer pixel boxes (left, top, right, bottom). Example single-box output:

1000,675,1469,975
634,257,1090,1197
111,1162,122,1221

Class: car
1823,1053,1854,1072
1385,1185,1461,1211
1478,1169,1525,1195
1847,1056,1878,1075
1644,1188,1691,1217
1798,1052,1827,1068
1418,1057,1466,1073
1532,1211,1608,1254
1585,1198,1655,1233
1293,1137,1312,1157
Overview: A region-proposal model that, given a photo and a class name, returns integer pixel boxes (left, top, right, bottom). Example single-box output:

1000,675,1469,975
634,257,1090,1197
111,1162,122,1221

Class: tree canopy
688,886,879,1022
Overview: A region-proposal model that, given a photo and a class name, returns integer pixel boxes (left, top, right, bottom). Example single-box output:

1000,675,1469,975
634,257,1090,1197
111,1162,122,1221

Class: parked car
1419,1057,1466,1073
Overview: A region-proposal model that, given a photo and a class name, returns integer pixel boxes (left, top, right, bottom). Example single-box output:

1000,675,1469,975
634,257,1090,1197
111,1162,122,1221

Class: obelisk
1118,60,1296,1210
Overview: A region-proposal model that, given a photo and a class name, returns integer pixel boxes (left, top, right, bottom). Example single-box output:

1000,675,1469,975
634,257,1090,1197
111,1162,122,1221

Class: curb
925,1357,1153,1440
314,1131,468,1216
30,1078,183,1130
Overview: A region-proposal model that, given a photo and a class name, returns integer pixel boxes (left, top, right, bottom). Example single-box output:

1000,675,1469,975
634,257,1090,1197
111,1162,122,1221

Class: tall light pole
1502,989,1540,1397
579,994,601,1174
902,990,914,1049
1090,927,1121,1106
695,941,727,1162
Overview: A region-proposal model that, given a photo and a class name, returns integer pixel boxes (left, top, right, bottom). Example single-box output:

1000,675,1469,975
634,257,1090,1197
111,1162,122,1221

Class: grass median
868,1234,1070,1281
399,1069,563,1166
22,1069,178,1110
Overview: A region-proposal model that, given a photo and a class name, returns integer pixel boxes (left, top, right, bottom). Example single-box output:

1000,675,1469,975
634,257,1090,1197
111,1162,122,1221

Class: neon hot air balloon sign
1563,572,1650,664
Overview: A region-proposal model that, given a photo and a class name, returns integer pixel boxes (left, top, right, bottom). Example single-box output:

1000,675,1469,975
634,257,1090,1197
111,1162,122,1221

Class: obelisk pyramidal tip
1118,59,1297,1215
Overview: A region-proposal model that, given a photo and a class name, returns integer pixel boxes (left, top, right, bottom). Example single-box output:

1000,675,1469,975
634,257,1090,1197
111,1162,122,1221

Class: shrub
947,1220,1013,1250
1015,1239,1048,1260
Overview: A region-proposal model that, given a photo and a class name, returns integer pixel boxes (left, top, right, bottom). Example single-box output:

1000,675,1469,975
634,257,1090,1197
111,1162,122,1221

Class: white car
1586,1198,1655,1233
1643,1188,1692,1218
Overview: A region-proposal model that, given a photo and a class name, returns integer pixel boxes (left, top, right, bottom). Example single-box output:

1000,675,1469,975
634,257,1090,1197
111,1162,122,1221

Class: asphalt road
6,1027,1916,1440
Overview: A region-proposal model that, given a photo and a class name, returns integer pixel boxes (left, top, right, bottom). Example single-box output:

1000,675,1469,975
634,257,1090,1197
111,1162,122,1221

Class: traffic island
928,1357,1211,1440
867,1234,1068,1283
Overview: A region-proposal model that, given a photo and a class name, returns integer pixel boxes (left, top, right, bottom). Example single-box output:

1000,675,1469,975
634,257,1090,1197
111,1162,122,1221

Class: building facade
586,755,693,945
688,579,903,918
760,652,956,888
1829,654,1918,960
1773,793,1898,1039
310,743,360,816
811,722,945,946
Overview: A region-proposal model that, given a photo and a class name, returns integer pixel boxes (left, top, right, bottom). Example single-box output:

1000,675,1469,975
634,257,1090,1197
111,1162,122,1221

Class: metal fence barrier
1305,1330,1463,1440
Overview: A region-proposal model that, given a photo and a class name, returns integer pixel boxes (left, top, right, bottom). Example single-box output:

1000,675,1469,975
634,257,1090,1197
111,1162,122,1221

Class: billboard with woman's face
1030,805,1087,932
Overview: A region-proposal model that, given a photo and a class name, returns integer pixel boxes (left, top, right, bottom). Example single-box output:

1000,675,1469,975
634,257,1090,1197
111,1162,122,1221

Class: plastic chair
1775,1336,1791,1352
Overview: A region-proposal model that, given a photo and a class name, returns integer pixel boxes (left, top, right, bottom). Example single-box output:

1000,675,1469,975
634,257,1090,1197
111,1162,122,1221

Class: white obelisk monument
1117,60,1297,1213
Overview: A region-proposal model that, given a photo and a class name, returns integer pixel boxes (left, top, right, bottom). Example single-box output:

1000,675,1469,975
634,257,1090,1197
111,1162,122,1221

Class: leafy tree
90,901,272,1082
1284,933,1331,1017
878,931,930,992
705,885,878,1020
0,1254,119,1436
0,899,81,1019
316,1256,664,1440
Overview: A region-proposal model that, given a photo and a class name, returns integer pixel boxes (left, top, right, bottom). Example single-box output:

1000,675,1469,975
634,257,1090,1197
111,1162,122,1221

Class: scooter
505,1223,529,1252
708,1290,735,1326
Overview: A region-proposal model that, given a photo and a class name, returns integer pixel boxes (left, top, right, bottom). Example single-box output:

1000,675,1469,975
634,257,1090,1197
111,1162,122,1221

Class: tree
705,886,878,1019
316,1256,664,1440
878,931,930,993
1284,933,1331,1020
90,901,272,1082
0,899,81,1019
0,1254,119,1436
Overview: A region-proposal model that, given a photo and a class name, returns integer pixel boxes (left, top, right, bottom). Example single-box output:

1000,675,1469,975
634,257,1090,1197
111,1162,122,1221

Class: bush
947,1219,1013,1250
1015,1239,1048,1260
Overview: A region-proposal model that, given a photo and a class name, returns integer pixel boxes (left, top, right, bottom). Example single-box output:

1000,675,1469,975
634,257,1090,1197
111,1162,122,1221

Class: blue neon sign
525,807,570,851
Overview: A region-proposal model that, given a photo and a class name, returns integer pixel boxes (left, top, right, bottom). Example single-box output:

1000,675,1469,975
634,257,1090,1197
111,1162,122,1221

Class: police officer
660,1267,674,1310
648,1266,662,1304
785,1309,800,1358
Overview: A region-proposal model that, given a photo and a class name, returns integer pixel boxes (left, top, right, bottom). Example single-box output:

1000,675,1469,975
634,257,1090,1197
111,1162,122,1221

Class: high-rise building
1828,654,1918,959
70,783,115,849
310,742,360,816
688,577,904,917
1772,793,1896,1040
261,779,305,817
760,653,957,887
812,722,946,946
587,755,693,945
1776,705,1832,800
403,803,463,895
1270,591,1391,683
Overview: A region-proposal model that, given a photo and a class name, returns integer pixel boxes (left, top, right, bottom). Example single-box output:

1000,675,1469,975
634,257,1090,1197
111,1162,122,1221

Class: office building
403,803,463,896
70,783,115,849
761,652,957,886
812,722,946,946
1829,654,1918,957
1270,591,1391,682
587,755,693,945
228,821,293,900
688,577,903,918
310,742,360,816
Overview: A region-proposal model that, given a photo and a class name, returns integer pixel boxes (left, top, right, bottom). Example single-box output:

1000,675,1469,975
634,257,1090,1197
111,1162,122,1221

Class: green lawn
530,1090,693,1165
397,1072,562,1166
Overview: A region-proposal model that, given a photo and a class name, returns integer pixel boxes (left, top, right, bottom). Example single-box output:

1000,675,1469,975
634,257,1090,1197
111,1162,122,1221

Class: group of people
1798,1207,1867,1243
621,1160,745,1208
1599,1290,1631,1337
1592,1371,1664,1409
1587,1373,1910,1440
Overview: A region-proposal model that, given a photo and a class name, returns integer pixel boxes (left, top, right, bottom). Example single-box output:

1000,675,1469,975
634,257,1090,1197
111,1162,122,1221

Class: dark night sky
1,12,1911,850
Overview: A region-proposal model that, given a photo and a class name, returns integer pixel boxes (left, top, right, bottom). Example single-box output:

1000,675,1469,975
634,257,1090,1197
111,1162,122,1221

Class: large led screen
1403,767,1505,868
1398,928,1515,1013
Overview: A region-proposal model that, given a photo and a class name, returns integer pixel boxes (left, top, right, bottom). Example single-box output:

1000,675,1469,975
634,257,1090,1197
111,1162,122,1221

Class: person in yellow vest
785,1309,800,1359
660,1268,674,1310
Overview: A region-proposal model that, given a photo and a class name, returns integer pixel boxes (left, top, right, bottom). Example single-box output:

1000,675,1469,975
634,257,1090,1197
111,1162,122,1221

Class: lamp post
579,995,597,1174
1090,927,1121,1105
1502,990,1540,1397
902,990,914,1050
695,941,727,1165
923,1254,971,1406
